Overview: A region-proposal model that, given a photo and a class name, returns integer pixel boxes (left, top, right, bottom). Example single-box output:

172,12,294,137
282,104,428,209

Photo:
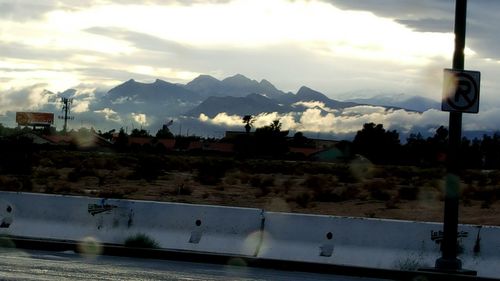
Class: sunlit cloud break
198,107,451,135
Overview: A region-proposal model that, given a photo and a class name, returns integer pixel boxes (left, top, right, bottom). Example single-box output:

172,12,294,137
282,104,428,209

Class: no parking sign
442,68,481,113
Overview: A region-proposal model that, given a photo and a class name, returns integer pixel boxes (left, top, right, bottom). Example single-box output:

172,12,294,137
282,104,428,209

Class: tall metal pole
435,0,467,271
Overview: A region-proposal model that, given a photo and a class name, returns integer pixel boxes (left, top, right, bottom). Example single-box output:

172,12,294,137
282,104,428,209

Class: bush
177,182,193,195
365,179,392,201
124,233,159,249
280,178,295,194
302,174,329,189
196,159,229,185
130,155,165,182
398,186,419,201
67,166,97,182
294,192,312,208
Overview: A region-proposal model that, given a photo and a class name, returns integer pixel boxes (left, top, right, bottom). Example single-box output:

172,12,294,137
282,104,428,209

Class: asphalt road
0,249,391,281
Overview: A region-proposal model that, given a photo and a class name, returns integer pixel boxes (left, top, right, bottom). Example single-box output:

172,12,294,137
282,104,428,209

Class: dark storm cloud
326,0,500,60
0,42,75,61
0,1,57,21
327,0,453,20
83,27,430,95
85,27,189,55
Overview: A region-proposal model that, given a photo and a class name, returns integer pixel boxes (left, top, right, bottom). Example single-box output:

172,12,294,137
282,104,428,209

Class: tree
254,119,289,157
114,127,129,152
155,127,174,139
242,115,255,134
130,128,150,138
290,132,313,148
352,123,400,164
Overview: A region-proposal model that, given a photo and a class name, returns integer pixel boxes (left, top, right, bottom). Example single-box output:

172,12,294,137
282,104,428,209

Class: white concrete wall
1,191,500,278
0,191,263,256
257,211,500,278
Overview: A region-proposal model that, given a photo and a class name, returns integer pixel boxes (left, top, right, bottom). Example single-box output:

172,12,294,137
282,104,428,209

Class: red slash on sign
442,69,481,114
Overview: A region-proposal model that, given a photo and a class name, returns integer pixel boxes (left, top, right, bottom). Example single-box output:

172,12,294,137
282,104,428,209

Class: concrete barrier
2,191,500,278
0,191,263,256
257,211,500,278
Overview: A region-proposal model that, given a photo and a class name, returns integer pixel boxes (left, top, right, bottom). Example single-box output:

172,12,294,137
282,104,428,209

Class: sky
1,0,500,137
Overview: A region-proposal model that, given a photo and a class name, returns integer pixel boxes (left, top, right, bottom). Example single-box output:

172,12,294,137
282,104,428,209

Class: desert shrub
462,170,491,187
294,192,312,208
250,175,274,197
83,156,118,170
280,178,295,194
19,177,33,191
463,185,500,202
385,196,400,209
223,173,239,185
488,170,500,185
98,189,125,199
196,159,229,185
0,235,16,249
37,157,54,167
250,175,263,187
163,156,194,172
176,182,193,195
302,174,354,202
365,179,392,201
370,188,391,201
67,166,97,182
302,174,329,189
0,176,21,191
34,167,60,179
237,172,251,184
250,175,274,187
398,186,419,200
129,155,165,182
124,233,159,249
261,176,275,187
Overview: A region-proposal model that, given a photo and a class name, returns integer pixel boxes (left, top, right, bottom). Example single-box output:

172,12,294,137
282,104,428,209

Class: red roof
128,137,152,146
42,135,73,144
187,141,203,150
204,142,234,153
289,147,323,157
156,139,176,150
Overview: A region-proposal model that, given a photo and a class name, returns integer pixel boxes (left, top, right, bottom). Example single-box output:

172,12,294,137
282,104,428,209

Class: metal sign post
434,0,476,274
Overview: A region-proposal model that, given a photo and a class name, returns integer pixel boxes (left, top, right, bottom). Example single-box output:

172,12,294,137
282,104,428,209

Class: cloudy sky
1,0,499,137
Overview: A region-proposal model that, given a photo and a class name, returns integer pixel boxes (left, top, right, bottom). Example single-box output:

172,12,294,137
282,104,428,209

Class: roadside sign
442,69,480,113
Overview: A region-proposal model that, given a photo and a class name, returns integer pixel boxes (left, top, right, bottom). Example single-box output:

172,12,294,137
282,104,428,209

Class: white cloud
196,107,453,136
131,112,148,126
94,107,121,122
72,100,89,113
342,105,387,116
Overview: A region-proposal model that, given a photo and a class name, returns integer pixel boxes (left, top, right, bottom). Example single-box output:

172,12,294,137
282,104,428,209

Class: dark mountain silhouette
184,75,224,97
101,79,201,117
187,93,288,118
107,79,200,102
345,94,439,112
276,86,359,109
84,74,439,133
184,74,285,99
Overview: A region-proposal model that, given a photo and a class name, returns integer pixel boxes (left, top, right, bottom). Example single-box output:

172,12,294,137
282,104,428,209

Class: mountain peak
297,86,321,96
222,74,254,84
259,79,277,89
190,74,220,83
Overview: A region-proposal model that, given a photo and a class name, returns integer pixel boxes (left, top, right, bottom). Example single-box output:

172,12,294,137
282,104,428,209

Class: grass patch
124,233,160,249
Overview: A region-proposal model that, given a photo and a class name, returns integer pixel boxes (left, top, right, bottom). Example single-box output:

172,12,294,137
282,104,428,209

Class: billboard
16,112,54,126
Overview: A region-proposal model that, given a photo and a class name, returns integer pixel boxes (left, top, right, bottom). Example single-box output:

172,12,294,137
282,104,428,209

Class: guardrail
1,191,499,278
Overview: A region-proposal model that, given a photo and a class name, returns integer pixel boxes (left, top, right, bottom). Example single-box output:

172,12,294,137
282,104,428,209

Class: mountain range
98,74,438,119
15,73,445,140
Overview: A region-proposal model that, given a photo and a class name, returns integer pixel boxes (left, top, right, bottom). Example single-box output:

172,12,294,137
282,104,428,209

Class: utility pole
59,97,74,133
434,0,475,274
